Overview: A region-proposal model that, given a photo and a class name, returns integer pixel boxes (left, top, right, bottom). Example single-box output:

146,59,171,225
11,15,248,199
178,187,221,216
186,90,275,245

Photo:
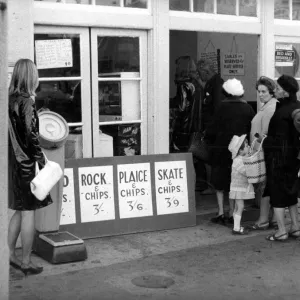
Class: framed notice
155,161,189,215
35,39,73,70
223,53,245,76
275,44,295,67
117,163,153,219
78,165,115,223
60,168,76,225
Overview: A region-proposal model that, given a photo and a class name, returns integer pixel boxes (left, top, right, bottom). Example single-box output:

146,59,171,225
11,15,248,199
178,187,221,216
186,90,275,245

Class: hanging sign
200,49,221,75
118,163,153,219
78,166,115,223
275,44,295,67
35,39,73,69
60,168,76,225
223,53,245,76
155,161,189,215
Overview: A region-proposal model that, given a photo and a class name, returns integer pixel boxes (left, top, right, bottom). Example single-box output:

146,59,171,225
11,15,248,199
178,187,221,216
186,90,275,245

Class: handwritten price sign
60,168,76,225
78,165,115,223
117,163,153,219
155,161,189,215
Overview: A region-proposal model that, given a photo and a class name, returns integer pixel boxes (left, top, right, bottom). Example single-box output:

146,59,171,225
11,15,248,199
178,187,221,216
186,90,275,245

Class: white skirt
229,191,255,200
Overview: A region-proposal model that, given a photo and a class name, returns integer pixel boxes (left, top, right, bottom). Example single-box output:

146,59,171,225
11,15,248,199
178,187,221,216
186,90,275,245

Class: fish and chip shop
7,0,300,239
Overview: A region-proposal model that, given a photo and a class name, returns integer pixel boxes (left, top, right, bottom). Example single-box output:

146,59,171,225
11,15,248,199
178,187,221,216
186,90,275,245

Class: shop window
274,0,300,20
293,0,300,20
35,0,148,8
170,0,257,16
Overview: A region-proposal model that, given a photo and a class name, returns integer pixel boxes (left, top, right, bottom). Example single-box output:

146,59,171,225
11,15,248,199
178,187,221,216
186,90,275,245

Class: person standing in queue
205,78,255,225
248,76,278,230
7,59,53,275
256,74,300,241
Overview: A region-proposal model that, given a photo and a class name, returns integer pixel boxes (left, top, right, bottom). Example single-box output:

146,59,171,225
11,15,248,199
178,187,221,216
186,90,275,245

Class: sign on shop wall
200,49,221,75
35,39,73,69
223,53,245,76
58,153,196,238
275,44,295,67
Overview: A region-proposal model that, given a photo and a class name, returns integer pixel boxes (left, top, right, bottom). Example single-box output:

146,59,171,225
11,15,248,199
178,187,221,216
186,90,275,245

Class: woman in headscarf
257,74,300,241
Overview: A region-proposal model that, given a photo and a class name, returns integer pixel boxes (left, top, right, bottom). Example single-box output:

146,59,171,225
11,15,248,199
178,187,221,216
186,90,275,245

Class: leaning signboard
59,153,196,239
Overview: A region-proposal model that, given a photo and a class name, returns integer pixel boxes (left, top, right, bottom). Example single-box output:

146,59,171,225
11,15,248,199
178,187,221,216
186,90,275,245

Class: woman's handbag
243,137,266,184
188,132,211,162
30,154,63,201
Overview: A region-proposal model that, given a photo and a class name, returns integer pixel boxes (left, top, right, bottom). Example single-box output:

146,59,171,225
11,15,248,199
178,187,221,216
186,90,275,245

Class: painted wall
197,32,258,106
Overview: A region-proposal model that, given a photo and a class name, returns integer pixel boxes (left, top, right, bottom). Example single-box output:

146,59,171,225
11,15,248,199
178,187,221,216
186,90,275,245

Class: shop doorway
34,26,148,159
169,30,259,212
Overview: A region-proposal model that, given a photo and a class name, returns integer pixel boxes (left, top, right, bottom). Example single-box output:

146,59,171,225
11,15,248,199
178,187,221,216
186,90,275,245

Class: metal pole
0,1,9,299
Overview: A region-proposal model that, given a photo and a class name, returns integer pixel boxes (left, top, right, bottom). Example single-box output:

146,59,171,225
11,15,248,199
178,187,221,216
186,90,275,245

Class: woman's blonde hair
9,59,39,96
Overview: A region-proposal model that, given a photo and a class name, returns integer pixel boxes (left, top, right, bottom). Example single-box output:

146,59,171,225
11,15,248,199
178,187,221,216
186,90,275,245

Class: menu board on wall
60,168,76,225
35,39,73,69
117,163,153,219
200,49,221,75
78,166,115,223
155,161,189,215
223,53,245,76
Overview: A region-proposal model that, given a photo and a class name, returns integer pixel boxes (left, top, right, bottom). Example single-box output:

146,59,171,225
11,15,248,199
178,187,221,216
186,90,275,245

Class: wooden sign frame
59,153,196,239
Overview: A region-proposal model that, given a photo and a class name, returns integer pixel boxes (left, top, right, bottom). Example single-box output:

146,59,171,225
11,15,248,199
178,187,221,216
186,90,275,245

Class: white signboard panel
155,161,189,215
60,168,76,225
118,163,153,219
35,39,73,70
223,53,245,76
78,166,115,223
275,44,295,67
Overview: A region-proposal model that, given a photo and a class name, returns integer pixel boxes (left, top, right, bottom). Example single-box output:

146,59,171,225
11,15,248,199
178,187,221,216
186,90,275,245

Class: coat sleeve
211,76,224,113
261,106,276,137
20,98,45,165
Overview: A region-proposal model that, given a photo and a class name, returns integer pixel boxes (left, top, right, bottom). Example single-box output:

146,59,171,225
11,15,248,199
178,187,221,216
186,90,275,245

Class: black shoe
20,264,43,276
226,216,234,224
211,214,226,225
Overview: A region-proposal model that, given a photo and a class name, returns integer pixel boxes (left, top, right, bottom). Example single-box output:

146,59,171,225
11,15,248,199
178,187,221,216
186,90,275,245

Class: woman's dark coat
263,96,300,208
9,92,52,210
205,98,255,191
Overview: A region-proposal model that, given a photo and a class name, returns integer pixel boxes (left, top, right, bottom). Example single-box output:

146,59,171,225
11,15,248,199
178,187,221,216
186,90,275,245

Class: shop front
6,0,300,239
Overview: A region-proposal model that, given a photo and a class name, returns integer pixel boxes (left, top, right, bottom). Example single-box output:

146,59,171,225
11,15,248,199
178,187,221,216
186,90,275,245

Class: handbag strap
251,136,266,152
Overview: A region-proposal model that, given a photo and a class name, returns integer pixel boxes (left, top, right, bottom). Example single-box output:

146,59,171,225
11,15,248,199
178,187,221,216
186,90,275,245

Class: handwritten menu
35,39,73,70
78,166,115,223
154,161,189,215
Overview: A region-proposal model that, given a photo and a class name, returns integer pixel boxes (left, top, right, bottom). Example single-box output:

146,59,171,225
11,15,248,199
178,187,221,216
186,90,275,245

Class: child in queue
228,135,255,235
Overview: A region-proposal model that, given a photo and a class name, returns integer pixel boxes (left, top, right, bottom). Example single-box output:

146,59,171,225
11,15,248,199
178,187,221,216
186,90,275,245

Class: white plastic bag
30,154,63,201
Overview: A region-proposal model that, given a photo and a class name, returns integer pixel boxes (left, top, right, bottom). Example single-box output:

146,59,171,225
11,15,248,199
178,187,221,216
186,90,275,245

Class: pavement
9,193,299,299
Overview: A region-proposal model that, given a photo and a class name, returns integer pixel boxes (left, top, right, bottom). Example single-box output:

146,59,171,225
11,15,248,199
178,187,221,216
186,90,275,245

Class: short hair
255,76,276,96
9,59,39,96
174,56,197,82
197,58,214,72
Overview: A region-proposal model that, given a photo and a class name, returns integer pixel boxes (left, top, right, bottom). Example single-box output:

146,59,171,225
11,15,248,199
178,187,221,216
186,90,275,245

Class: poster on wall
78,165,115,223
223,53,245,76
117,163,153,219
200,49,221,75
275,44,295,67
35,39,73,69
60,168,76,225
155,160,189,215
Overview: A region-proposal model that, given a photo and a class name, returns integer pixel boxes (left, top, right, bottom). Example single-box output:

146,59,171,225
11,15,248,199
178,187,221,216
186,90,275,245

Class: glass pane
95,0,120,6
217,0,236,15
239,0,257,17
35,80,82,123
35,0,91,4
34,34,81,77
169,0,189,11
97,36,140,73
293,0,300,20
274,0,289,19
99,124,141,156
124,0,147,8
65,131,83,159
194,0,214,13
98,79,141,122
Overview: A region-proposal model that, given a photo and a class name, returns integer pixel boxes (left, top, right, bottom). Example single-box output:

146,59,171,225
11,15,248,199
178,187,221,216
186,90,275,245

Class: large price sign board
155,161,189,215
59,153,196,239
78,166,115,223
118,163,153,219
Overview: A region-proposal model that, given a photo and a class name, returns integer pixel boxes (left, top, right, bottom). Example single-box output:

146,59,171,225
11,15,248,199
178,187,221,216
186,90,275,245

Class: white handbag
30,154,63,201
